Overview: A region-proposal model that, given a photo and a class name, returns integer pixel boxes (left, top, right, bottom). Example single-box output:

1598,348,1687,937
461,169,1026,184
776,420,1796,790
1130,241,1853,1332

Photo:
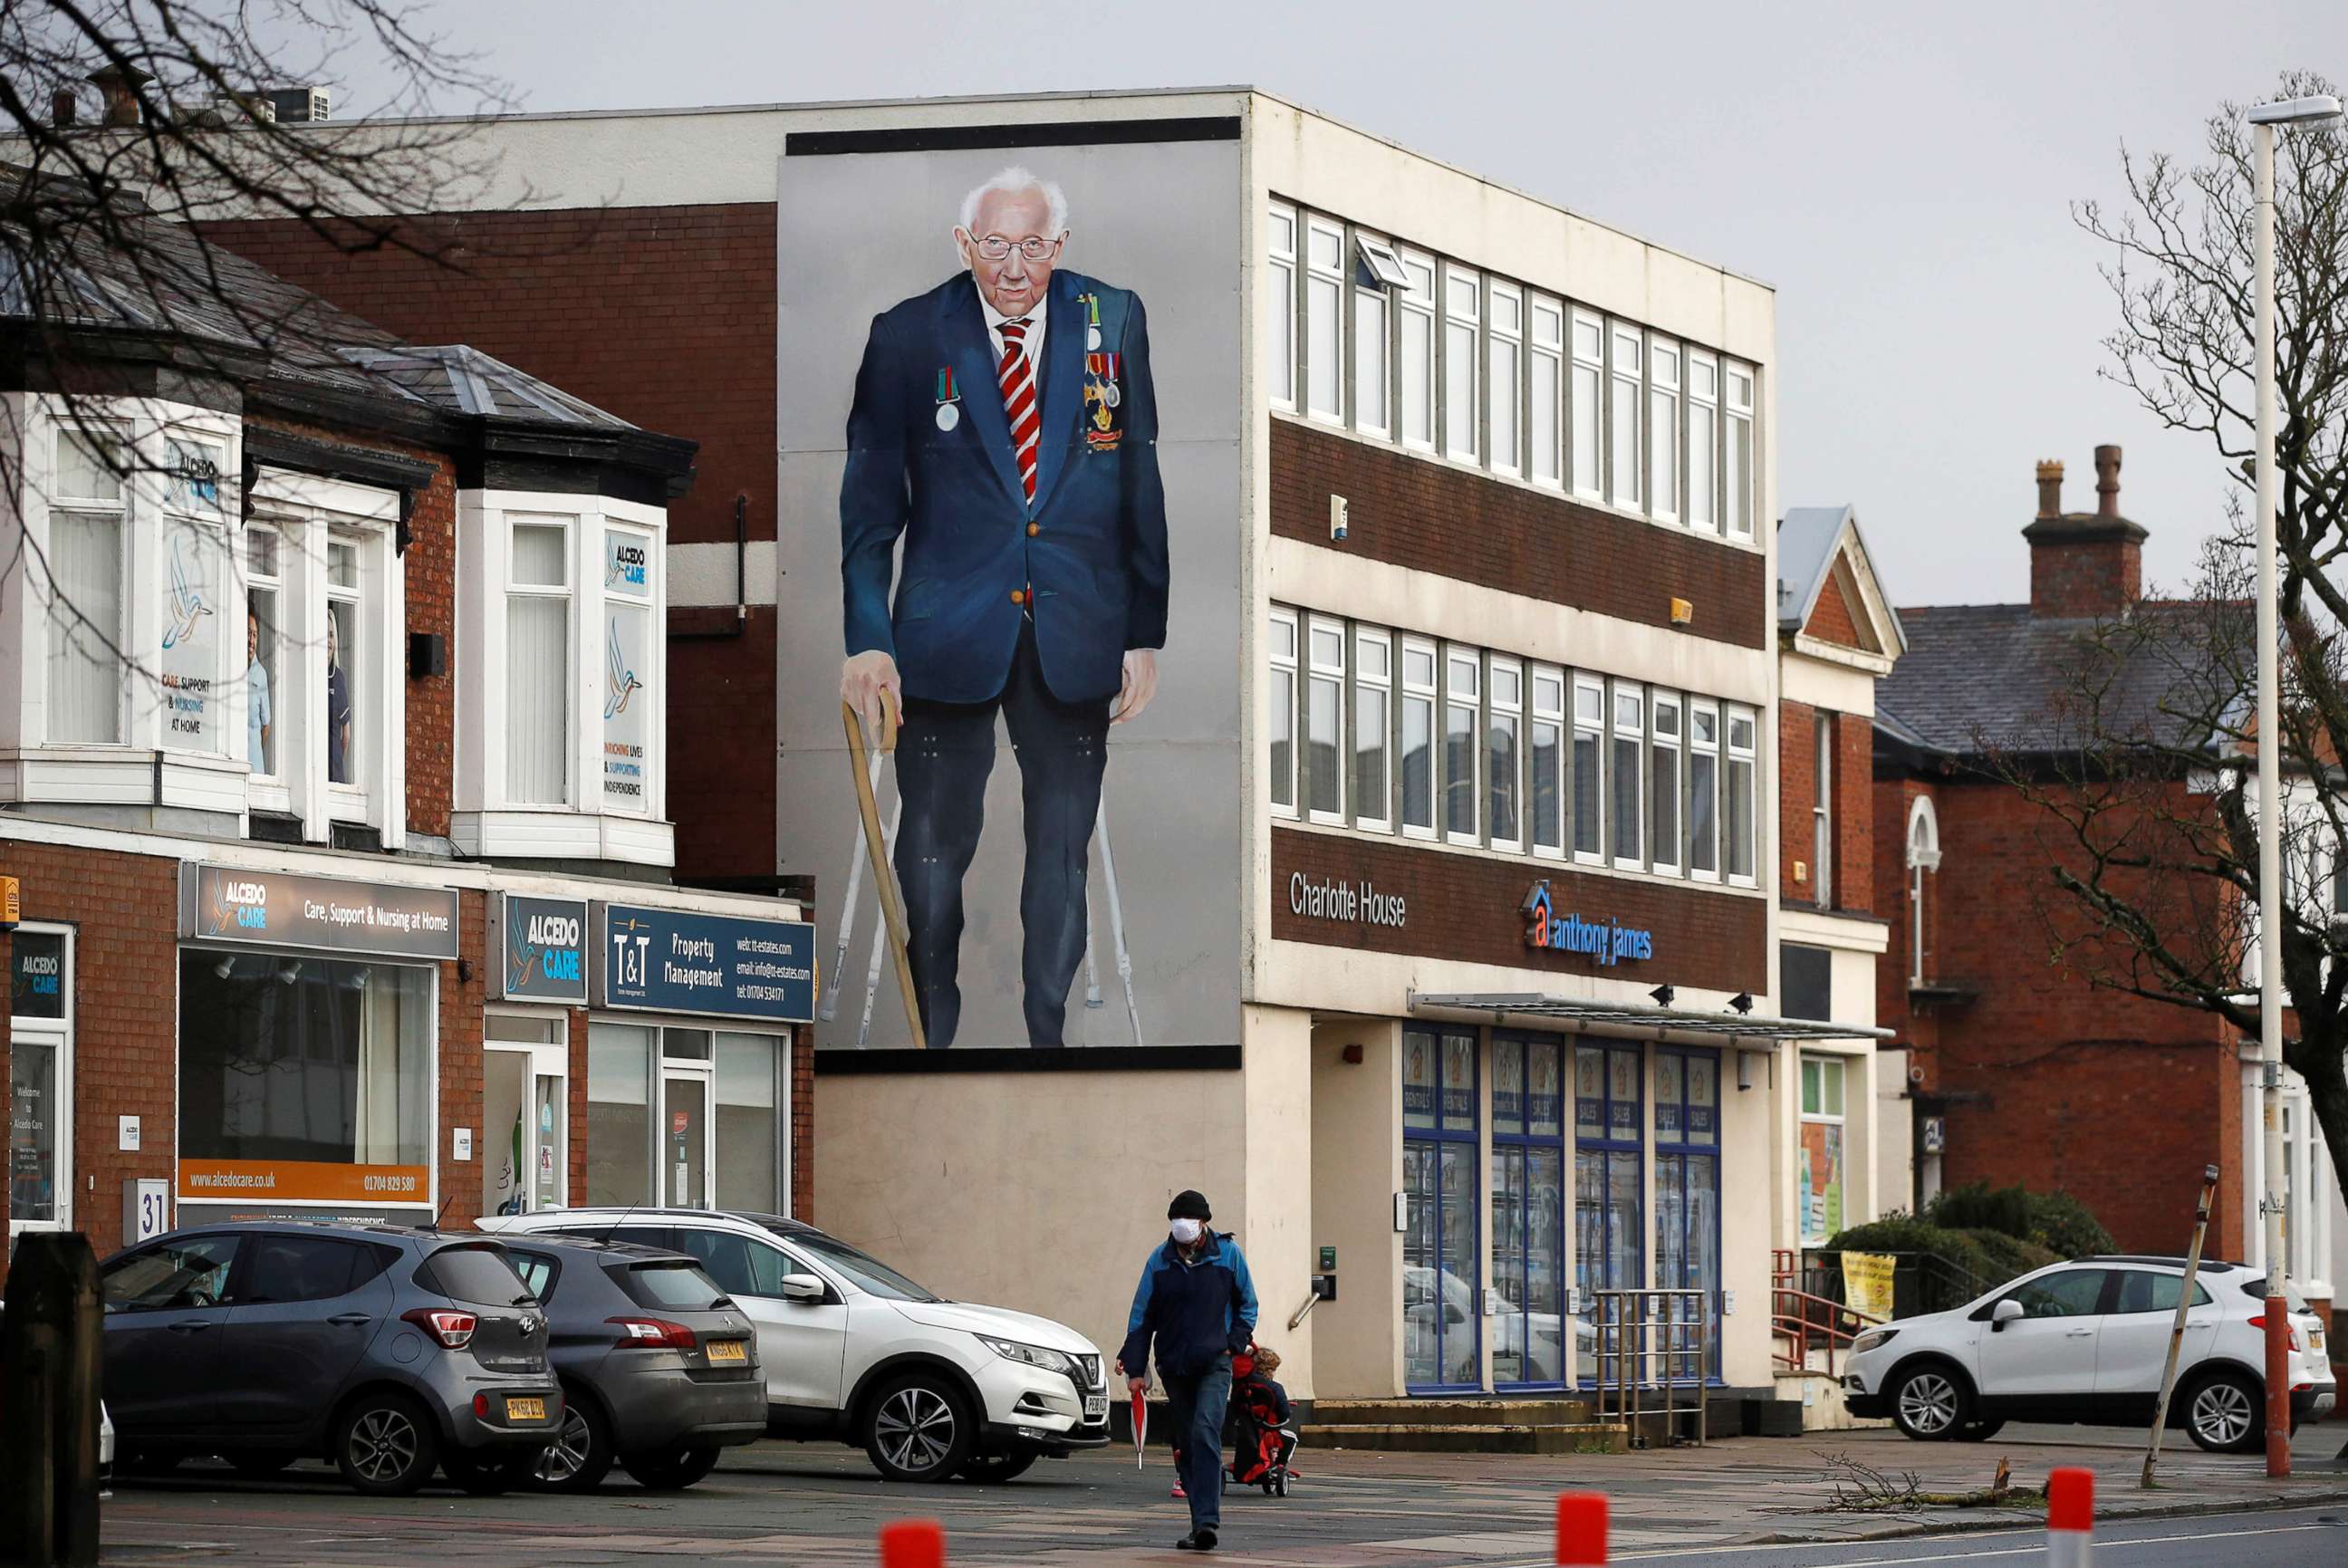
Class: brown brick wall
1804,571,1862,647
1271,419,1768,649
1835,713,1875,917
2029,536,2141,620
1781,701,1815,902
792,1024,815,1222
1271,825,1767,994
440,890,488,1222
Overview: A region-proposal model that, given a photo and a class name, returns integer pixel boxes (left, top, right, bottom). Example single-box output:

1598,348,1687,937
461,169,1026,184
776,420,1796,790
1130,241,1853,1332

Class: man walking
838,164,1170,1047
1119,1190,1257,1553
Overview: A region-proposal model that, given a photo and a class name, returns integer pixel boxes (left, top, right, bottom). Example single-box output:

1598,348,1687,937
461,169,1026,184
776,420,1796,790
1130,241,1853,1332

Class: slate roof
1777,504,1907,652
1875,600,2237,761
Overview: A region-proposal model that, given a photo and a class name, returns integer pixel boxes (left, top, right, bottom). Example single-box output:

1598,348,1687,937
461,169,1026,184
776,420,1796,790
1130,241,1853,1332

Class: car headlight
977,1335,1080,1378
1850,1328,1898,1357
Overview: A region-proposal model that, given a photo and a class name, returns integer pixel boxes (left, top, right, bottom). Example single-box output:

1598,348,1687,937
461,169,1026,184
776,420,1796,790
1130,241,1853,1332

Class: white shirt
980,290,1048,389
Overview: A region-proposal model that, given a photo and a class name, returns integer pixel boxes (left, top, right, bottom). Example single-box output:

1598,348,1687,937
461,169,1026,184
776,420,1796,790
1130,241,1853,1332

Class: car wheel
333,1391,440,1496
1955,1419,2006,1442
529,1395,614,1494
2184,1370,2262,1454
620,1444,720,1491
1887,1363,1971,1441
956,1449,1038,1483
442,1449,535,1497
862,1372,974,1483
228,1451,299,1478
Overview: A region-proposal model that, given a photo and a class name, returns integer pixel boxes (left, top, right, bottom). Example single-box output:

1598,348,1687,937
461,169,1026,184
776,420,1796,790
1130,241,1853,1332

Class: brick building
1873,447,2337,1312
1,191,815,1286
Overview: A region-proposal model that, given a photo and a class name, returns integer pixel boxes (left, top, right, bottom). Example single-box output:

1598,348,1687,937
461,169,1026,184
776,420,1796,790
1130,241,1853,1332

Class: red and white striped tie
997,317,1040,504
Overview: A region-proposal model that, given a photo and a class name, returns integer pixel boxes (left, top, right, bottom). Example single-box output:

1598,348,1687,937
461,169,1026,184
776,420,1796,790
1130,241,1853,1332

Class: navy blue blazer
839,267,1170,706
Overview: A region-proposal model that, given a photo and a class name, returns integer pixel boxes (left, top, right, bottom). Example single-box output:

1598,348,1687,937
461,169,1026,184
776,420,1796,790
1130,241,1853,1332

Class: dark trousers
894,624,1110,1047
1161,1361,1231,1534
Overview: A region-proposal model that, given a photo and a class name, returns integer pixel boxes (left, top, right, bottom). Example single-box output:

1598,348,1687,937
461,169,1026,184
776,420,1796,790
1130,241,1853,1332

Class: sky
322,0,2348,610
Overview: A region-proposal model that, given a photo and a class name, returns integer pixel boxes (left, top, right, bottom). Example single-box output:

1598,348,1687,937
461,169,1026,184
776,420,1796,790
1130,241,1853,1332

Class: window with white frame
1488,655,1523,851
1488,282,1523,477
1304,216,1345,424
1444,646,1480,843
245,524,283,777
323,533,374,800
1306,615,1346,822
1268,608,1298,818
1907,795,1941,986
1354,625,1391,832
601,524,657,813
1609,323,1642,511
1726,361,1756,540
1649,340,1680,524
158,430,232,757
1651,694,1683,877
1400,637,1438,838
1687,351,1718,534
1267,205,1298,413
1689,701,1721,881
1529,296,1564,489
1570,311,1604,502
1572,675,1605,864
505,517,571,805
1353,239,1392,439
1443,266,1480,464
9,925,74,1234
1531,665,1565,857
44,428,126,744
1726,706,1757,884
1399,250,1437,451
1611,682,1644,868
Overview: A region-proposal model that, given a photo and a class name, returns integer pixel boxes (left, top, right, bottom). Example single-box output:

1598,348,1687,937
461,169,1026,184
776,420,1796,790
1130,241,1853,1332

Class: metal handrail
1590,1288,1708,1448
1769,1249,1884,1378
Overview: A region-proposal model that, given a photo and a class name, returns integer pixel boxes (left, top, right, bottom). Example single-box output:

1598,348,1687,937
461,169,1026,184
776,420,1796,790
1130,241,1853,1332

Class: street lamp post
2246,91,2343,1481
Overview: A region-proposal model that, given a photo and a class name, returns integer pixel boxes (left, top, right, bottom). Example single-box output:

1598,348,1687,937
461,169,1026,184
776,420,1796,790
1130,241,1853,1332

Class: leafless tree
2015,71,2348,1233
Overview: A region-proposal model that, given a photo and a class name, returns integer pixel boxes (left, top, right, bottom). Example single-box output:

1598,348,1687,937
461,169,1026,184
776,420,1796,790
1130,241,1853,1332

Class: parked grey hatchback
496,1234,766,1492
100,1222,563,1496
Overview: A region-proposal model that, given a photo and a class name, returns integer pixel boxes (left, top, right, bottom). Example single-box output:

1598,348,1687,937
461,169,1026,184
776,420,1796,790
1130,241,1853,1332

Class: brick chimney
88,63,151,128
2024,444,2146,618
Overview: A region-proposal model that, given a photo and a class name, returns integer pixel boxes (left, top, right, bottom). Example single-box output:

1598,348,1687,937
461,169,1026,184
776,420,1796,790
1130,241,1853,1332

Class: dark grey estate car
497,1235,766,1492
101,1222,563,1496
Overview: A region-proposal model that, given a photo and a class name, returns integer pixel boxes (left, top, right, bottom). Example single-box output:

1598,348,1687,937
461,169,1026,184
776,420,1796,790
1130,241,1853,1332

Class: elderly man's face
956,186,1062,319
247,612,258,661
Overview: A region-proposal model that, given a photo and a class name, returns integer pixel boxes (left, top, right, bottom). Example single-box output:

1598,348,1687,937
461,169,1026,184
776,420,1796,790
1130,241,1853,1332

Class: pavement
93,1423,2348,1565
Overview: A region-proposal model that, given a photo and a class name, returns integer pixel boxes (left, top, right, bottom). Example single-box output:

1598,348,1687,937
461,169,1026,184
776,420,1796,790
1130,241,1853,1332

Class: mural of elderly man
837,164,1169,1048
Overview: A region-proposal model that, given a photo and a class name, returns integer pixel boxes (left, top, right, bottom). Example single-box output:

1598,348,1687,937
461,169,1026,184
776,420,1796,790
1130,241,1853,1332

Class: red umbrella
1132,1385,1148,1469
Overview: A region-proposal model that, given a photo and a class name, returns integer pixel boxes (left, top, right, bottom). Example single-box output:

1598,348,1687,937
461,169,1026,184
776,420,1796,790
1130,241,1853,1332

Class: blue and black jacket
1119,1231,1258,1380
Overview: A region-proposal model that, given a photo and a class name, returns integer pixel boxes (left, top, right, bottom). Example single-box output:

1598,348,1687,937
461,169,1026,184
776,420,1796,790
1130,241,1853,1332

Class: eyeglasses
969,234,1062,262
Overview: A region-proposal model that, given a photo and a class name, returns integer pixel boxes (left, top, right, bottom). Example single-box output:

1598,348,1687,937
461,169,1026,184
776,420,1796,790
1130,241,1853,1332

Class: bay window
1442,266,1479,464
602,524,656,812
1400,637,1438,838
506,518,571,805
1304,216,1345,424
44,428,126,744
1353,625,1391,832
1267,205,1297,412
1488,283,1523,476
158,431,232,758
1399,250,1438,451
245,525,284,778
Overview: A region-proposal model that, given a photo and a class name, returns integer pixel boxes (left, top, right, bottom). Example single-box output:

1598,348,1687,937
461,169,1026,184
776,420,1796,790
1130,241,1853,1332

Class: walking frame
822,702,1144,1047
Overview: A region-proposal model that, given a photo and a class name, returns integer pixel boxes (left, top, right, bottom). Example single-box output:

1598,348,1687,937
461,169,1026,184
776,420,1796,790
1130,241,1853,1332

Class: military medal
1084,292,1102,351
934,367,960,431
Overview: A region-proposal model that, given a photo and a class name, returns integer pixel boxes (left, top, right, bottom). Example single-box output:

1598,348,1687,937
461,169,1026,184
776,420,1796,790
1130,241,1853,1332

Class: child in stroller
1226,1344,1299,1496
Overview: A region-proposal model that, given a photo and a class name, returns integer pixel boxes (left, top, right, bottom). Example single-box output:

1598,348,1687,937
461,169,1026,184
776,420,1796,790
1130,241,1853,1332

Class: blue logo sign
498,894,589,1005
599,903,817,1023
1522,881,1653,967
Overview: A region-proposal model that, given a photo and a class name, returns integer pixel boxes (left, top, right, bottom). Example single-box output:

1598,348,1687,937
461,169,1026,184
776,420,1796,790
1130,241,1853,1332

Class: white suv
482,1209,1109,1481
1844,1255,2334,1453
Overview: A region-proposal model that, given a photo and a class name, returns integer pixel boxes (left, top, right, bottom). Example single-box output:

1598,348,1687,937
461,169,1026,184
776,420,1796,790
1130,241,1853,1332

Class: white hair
957,165,1068,238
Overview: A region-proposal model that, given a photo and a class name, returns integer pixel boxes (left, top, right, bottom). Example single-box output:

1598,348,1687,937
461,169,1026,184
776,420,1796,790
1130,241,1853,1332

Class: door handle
2065,1328,2094,1337
327,1313,373,1327
166,1320,211,1333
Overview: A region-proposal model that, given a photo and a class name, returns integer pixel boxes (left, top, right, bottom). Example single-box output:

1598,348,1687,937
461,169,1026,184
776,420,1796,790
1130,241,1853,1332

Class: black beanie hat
1168,1189,1212,1221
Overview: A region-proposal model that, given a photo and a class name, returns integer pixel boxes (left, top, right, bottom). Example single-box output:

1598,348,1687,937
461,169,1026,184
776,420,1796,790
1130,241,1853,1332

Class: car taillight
2246,1314,2302,1352
400,1307,478,1349
607,1316,698,1351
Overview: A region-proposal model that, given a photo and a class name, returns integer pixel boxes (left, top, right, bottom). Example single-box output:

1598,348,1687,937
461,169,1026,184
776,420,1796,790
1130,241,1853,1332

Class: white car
1844,1255,2335,1453
483,1208,1109,1482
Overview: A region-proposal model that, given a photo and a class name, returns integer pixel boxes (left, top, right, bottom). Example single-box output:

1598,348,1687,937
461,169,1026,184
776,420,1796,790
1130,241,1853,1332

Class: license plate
2312,1332,2327,1353
1084,1394,1108,1419
707,1339,749,1363
505,1397,547,1422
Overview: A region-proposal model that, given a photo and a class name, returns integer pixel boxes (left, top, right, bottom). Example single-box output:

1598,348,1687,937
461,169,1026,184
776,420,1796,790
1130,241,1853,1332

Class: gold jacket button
1009,588,1026,606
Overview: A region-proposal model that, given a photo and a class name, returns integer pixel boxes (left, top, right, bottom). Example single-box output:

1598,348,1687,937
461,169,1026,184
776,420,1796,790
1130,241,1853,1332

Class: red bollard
879,1518,947,1568
1555,1492,1608,1564
2046,1467,2093,1567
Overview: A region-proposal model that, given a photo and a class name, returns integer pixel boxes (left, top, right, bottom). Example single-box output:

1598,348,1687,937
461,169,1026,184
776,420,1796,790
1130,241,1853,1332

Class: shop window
177,951,432,1201
44,428,126,744
1444,647,1481,844
1799,1054,1848,1245
1570,311,1603,501
1304,217,1345,425
1266,205,1297,412
1305,616,1346,822
1726,706,1758,885
589,1022,784,1212
586,1022,652,1206
1398,249,1437,452
1651,695,1682,878
1574,1043,1644,1384
1609,324,1642,511
1528,296,1564,489
1268,608,1298,819
1530,666,1565,858
1403,1026,1479,1390
1492,1033,1568,1387
1488,282,1523,476
1352,625,1392,832
1689,701,1721,880
1654,1048,1720,1380
1400,637,1438,838
1487,656,1523,852
717,1032,787,1214
1687,351,1719,534
1648,339,1680,524
9,926,73,1234
1442,266,1479,463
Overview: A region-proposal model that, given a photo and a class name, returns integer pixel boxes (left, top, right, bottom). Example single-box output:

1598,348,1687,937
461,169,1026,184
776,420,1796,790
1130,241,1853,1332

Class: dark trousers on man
893,622,1110,1047
1161,1360,1231,1535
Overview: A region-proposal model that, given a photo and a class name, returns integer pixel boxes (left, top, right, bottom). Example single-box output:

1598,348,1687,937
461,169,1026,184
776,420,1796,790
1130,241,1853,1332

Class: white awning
1409,991,1893,1047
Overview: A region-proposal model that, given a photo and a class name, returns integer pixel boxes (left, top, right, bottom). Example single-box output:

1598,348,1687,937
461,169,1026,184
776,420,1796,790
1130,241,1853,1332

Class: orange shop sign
177,1159,431,1205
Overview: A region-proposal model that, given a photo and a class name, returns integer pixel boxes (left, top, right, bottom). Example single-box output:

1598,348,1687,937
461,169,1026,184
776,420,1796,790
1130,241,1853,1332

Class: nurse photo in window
245,606,271,773
327,608,353,784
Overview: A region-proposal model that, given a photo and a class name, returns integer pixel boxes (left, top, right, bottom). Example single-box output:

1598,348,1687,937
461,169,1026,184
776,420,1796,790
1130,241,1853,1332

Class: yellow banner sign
1843,1251,1897,1323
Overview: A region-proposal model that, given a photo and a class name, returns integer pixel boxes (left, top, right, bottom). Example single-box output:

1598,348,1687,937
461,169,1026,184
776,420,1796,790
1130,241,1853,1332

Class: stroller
1226,1347,1299,1496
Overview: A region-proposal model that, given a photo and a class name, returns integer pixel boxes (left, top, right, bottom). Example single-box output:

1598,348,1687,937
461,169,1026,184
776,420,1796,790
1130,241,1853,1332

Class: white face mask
1169,1217,1204,1246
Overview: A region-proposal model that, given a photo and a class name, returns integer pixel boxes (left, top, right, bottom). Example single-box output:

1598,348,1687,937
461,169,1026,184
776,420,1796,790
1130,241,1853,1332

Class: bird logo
604,619,644,720
162,534,212,651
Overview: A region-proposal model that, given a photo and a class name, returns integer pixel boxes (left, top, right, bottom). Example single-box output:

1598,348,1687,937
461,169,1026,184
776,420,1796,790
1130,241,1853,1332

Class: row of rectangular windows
1267,202,1759,542
1269,605,1759,886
